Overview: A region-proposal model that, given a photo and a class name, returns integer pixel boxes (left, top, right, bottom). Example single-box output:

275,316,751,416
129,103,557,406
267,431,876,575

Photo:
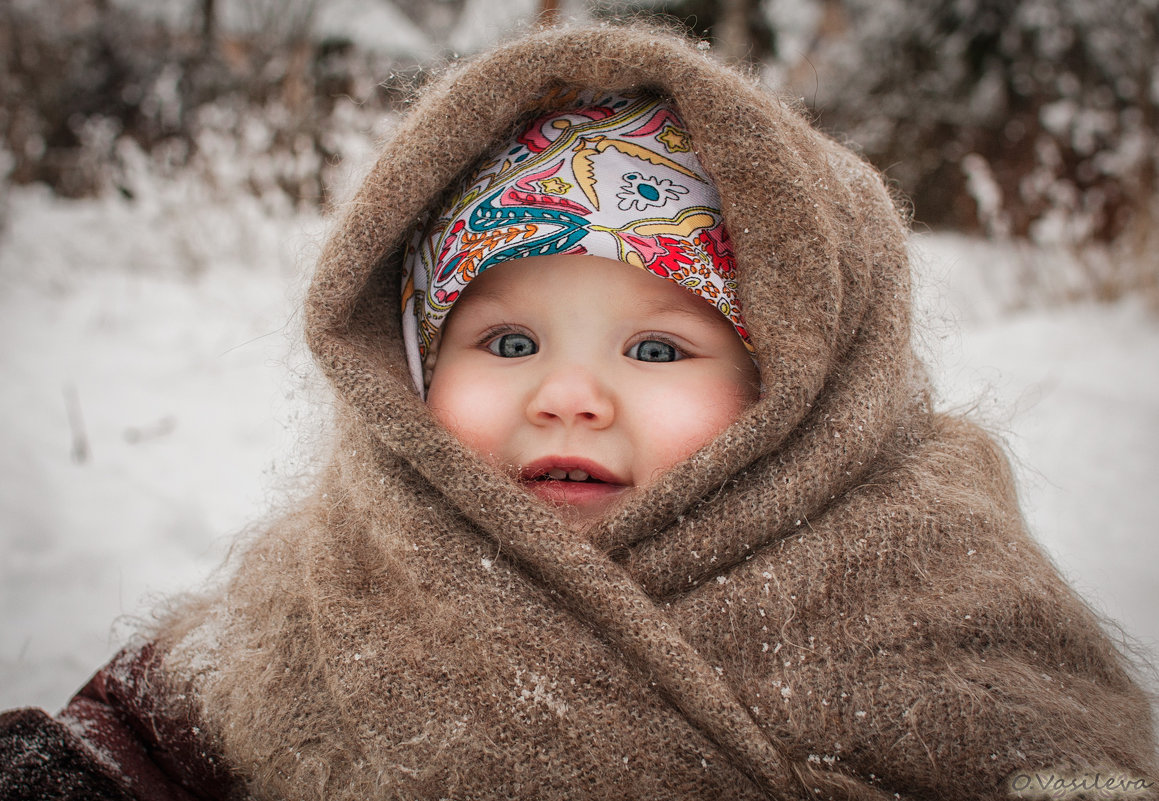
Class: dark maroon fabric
0,707,135,801
1,645,235,801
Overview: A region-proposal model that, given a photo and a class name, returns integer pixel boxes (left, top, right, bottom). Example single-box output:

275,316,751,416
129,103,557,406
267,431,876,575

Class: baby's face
427,254,760,523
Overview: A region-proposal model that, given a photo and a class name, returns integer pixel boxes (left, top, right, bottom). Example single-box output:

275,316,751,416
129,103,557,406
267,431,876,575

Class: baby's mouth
535,468,603,483
518,458,626,487
517,458,629,512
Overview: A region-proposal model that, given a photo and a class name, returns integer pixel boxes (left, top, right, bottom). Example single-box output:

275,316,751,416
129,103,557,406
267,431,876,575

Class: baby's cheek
427,371,511,460
634,377,745,479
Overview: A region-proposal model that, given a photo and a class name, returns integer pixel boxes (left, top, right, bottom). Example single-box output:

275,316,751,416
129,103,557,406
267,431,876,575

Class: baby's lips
518,455,628,486
524,476,628,509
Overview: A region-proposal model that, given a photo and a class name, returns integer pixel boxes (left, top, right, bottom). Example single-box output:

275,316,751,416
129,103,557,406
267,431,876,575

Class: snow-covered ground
1,181,1157,719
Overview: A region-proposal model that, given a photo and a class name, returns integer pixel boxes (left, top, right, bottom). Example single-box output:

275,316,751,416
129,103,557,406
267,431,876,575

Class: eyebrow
452,280,506,306
455,279,718,325
635,295,719,324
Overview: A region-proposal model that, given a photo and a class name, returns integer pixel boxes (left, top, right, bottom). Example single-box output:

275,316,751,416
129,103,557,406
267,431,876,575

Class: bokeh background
2,0,1157,722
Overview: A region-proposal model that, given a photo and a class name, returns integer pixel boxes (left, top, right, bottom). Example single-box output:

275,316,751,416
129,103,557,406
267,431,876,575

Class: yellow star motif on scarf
658,125,691,153
538,177,572,195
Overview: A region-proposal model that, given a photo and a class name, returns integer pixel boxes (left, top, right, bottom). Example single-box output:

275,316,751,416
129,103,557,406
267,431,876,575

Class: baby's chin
532,483,634,530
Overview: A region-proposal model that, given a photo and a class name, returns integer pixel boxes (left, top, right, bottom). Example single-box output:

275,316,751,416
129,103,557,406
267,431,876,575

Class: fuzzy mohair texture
155,24,1158,801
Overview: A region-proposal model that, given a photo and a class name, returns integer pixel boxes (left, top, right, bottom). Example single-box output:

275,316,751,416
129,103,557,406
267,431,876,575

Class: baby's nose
525,366,615,428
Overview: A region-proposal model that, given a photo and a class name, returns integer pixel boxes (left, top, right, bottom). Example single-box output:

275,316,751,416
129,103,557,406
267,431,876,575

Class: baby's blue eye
628,339,680,363
488,332,537,358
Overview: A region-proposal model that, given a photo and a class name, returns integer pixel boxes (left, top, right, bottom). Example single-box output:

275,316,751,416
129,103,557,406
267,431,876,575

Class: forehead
454,254,725,324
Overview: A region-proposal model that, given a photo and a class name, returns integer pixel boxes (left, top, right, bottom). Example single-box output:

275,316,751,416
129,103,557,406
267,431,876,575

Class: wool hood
158,25,1157,801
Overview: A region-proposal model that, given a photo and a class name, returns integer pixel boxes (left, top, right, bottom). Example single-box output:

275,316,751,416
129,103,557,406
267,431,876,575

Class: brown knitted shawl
158,25,1157,801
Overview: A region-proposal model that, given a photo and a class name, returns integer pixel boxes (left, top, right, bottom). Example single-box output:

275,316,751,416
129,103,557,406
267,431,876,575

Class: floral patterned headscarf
401,90,750,392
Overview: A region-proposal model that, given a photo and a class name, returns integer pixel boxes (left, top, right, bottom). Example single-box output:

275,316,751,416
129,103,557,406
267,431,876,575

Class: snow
1,184,1156,721
445,0,539,56
912,234,1159,675
313,0,437,60
105,0,438,60
0,183,328,710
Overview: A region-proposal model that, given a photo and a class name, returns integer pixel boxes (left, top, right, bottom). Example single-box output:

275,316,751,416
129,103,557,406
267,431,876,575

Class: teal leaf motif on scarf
468,189,593,272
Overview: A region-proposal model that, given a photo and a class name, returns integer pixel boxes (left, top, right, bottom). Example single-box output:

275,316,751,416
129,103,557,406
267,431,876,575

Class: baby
426,252,759,521
2,24,1155,801
406,91,760,524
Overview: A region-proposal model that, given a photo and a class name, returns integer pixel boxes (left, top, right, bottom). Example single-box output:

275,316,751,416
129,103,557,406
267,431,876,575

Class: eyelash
475,327,690,359
475,324,531,349
627,332,688,362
